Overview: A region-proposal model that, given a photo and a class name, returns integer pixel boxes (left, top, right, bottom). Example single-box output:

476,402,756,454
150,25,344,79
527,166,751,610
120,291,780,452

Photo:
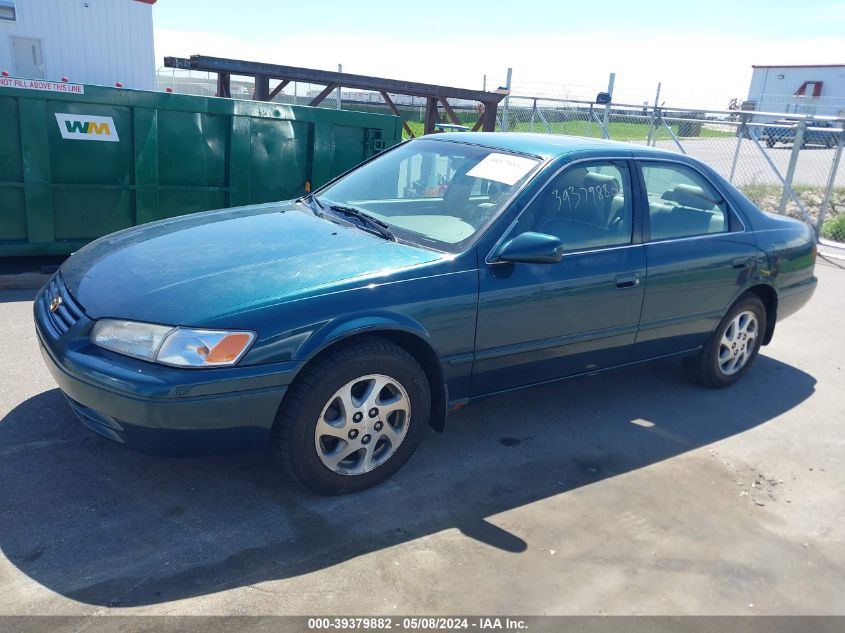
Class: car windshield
316,139,542,252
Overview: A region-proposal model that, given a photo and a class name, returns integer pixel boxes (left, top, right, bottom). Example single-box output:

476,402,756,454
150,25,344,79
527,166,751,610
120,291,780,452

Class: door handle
732,257,752,269
615,273,641,289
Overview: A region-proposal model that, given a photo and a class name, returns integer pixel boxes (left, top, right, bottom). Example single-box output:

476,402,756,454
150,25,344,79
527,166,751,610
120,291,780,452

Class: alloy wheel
314,373,411,475
718,310,758,376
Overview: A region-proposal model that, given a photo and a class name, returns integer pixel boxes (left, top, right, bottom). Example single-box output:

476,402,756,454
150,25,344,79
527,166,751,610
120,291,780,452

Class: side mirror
497,232,564,264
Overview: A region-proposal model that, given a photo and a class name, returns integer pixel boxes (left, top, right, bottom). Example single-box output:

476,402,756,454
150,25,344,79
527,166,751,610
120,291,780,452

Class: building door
11,37,44,79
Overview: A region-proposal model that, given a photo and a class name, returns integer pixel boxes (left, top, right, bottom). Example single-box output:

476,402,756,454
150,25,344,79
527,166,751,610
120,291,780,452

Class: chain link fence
155,69,845,246
501,96,845,246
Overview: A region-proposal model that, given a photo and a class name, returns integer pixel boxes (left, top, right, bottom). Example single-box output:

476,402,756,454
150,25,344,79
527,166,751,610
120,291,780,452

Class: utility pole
336,64,342,109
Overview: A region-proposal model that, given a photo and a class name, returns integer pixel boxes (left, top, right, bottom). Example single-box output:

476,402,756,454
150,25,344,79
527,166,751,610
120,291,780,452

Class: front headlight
89,319,172,363
91,319,255,368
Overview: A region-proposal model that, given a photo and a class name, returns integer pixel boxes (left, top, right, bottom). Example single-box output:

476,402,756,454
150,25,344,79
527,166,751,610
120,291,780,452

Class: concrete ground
0,259,843,616
650,137,843,188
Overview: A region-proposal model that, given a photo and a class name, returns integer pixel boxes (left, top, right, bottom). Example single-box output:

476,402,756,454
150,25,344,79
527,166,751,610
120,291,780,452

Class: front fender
294,312,436,362
292,312,450,432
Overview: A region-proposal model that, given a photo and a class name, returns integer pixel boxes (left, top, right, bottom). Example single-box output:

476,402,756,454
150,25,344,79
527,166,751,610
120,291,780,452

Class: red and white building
746,64,845,118
0,0,156,90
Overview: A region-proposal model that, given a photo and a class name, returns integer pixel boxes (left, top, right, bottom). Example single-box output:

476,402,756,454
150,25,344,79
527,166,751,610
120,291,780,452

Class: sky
152,0,845,109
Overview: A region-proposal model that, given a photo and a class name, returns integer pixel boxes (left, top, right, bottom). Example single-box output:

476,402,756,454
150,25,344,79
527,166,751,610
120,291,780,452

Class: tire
684,293,767,389
271,335,431,495
765,139,775,148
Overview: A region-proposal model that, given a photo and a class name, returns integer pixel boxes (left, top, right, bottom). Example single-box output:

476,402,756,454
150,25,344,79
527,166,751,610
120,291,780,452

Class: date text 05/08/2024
306,617,528,630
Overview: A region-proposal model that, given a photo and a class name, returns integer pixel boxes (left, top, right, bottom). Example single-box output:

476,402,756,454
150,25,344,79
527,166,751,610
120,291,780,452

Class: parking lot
652,138,844,188
0,258,843,616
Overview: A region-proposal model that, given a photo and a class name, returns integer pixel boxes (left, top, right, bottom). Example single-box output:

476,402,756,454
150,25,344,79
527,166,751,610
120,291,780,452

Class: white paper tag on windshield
466,153,536,186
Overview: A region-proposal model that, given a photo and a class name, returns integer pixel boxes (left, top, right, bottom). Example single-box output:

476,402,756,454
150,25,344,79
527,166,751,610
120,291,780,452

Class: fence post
729,114,747,183
779,119,807,214
501,67,512,132
530,98,537,133
602,72,615,139
647,82,661,146
817,121,845,236
536,104,553,134
748,131,814,226
649,107,663,147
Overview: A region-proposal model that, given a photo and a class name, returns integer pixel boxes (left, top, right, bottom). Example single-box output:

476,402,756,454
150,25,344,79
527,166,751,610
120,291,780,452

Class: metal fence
500,96,845,246
155,69,845,247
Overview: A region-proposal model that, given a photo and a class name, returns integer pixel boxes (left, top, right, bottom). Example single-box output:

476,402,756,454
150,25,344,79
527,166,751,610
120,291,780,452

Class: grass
739,183,845,200
821,214,845,241
739,183,780,202
342,101,735,142
403,118,734,142
505,119,734,141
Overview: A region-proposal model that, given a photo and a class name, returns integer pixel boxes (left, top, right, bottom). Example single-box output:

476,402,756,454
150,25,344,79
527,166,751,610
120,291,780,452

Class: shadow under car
0,354,815,607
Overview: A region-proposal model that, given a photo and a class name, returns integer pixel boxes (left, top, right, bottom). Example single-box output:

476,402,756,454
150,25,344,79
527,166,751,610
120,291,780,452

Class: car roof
427,132,672,160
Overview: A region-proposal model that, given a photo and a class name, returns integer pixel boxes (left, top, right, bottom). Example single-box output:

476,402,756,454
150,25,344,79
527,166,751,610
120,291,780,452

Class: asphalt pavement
0,259,843,615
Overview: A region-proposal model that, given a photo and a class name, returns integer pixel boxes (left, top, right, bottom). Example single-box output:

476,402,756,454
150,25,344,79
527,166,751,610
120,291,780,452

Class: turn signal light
205,333,254,363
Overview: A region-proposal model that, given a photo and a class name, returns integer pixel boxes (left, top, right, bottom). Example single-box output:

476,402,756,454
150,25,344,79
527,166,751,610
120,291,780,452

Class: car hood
61,202,444,324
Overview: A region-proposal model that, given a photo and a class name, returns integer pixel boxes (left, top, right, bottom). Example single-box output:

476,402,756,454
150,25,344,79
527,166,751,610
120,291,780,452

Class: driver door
471,159,646,396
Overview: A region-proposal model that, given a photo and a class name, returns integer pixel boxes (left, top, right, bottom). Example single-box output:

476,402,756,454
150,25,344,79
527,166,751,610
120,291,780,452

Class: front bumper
34,278,297,456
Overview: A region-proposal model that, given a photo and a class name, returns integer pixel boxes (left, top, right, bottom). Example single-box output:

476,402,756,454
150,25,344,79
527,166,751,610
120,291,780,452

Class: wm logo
55,113,120,142
63,120,111,135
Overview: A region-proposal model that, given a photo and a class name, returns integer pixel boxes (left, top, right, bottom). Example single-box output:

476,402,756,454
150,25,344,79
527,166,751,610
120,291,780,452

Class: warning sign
0,77,85,94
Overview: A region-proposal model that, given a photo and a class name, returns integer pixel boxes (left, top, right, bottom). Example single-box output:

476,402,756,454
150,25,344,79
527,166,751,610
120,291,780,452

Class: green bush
821,214,845,241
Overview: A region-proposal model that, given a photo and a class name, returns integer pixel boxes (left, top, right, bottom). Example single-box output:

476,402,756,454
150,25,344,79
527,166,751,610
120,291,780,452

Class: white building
0,0,155,90
746,64,845,118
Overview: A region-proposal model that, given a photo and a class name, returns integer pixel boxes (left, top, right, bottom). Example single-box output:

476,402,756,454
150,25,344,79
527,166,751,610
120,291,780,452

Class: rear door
632,159,758,360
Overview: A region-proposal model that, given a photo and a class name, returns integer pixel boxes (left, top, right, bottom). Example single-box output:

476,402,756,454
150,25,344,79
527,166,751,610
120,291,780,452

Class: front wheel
684,294,766,388
271,336,431,494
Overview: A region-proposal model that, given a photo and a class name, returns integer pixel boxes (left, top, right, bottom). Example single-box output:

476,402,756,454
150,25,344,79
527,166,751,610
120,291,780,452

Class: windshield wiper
298,192,326,217
328,205,396,241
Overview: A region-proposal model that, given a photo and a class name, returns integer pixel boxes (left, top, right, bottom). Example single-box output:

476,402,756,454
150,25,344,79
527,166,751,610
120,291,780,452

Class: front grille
40,274,85,338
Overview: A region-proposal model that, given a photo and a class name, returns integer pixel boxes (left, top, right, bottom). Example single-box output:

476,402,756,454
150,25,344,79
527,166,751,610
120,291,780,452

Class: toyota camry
35,133,817,494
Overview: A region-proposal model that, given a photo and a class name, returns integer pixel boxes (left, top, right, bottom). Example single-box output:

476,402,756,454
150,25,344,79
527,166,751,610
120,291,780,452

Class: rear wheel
684,294,766,388
765,138,775,148
271,336,430,494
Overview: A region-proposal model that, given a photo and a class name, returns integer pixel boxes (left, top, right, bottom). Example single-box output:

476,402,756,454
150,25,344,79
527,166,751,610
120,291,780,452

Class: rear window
640,163,730,241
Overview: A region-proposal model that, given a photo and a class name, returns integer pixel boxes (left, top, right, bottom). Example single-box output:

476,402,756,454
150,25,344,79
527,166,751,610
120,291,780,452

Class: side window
517,161,633,251
641,163,730,240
